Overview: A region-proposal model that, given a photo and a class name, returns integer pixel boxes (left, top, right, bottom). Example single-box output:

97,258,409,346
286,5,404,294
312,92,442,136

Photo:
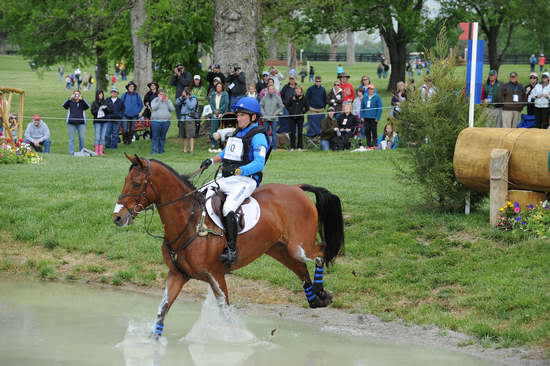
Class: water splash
183,288,256,345
116,319,166,366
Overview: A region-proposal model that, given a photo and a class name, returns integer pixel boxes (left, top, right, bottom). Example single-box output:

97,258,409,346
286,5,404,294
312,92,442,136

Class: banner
465,39,485,105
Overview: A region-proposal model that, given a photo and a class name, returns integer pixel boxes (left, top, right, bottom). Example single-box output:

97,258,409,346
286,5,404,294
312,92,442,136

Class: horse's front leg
152,270,189,339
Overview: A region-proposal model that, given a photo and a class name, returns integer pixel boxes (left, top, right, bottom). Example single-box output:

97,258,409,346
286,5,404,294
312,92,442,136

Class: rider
200,97,269,265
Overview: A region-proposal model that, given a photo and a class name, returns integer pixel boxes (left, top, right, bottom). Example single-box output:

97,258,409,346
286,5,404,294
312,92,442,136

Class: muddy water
0,279,495,366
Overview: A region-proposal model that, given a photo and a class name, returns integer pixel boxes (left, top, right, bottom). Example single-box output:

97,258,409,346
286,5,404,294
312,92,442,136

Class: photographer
170,64,192,101
175,87,198,153
226,65,246,106
62,90,89,155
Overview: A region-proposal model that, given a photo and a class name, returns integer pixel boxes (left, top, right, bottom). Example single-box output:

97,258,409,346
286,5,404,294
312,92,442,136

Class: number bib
224,137,244,161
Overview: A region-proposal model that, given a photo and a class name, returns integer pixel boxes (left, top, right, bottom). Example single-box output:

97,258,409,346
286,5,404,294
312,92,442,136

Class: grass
1,55,549,352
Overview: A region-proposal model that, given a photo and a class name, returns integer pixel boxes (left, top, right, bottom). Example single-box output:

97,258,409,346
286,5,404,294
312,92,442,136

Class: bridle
117,159,222,279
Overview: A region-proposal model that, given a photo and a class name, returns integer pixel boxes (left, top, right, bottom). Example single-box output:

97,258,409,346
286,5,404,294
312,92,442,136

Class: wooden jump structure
0,87,25,146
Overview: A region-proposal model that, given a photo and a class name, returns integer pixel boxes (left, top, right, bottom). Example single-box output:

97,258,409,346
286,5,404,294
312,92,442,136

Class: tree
1,0,132,91
441,0,524,72
328,32,345,61
130,0,152,95
346,31,355,65
214,0,260,87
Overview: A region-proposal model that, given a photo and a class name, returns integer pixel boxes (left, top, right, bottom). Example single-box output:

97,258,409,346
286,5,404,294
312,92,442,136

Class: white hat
542,72,550,79
193,75,201,80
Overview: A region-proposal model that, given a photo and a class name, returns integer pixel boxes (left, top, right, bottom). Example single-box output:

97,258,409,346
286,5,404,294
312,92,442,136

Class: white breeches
205,175,257,216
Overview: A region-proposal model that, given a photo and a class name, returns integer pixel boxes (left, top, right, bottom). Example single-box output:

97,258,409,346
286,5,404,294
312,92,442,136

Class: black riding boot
219,211,238,266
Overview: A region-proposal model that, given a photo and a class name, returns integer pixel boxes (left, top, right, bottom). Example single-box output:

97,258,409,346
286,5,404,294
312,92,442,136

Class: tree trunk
382,29,407,92
214,0,260,89
267,29,278,60
328,33,343,62
130,0,153,95
0,32,7,55
346,31,355,65
95,45,109,92
486,26,500,73
287,42,298,69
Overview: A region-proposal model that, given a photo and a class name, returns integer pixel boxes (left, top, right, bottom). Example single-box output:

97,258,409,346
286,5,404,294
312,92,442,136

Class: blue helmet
232,97,262,116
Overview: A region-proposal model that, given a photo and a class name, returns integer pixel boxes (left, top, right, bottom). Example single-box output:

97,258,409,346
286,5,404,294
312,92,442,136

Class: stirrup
219,247,237,266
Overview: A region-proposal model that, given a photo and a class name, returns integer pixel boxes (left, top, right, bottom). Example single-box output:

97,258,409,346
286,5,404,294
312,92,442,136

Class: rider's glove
200,158,213,169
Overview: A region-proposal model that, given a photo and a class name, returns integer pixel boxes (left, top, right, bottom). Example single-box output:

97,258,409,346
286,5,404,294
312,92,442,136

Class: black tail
300,184,345,267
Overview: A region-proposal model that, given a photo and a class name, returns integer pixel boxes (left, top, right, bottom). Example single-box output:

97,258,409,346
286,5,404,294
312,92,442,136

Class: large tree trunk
267,29,278,60
328,33,344,62
486,26,500,73
130,0,153,95
287,42,298,69
95,45,109,92
381,29,406,92
346,31,355,65
0,32,7,55
214,0,260,89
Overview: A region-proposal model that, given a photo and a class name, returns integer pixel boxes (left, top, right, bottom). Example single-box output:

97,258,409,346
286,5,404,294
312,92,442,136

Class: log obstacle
454,128,550,227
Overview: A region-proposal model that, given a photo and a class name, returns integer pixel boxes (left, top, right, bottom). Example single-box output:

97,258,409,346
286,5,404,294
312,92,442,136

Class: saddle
204,188,261,235
210,190,247,232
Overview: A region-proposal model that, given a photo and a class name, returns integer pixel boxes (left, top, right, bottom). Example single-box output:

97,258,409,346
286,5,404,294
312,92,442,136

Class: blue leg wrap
312,265,325,293
153,322,164,335
303,284,317,302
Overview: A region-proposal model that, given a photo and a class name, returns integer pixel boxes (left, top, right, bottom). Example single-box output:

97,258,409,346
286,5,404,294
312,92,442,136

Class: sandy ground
1,233,548,365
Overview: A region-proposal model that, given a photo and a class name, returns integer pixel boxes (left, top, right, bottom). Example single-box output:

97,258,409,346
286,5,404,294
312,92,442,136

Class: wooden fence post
490,149,510,227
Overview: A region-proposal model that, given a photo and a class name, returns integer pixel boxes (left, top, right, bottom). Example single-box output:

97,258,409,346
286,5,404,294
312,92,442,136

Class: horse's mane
149,159,196,190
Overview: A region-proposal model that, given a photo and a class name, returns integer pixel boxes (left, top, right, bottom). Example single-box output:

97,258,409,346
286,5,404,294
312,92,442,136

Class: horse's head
113,154,157,227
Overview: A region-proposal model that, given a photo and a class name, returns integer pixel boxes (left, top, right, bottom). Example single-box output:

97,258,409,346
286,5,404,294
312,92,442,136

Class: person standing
208,82,229,152
531,72,550,129
308,65,315,83
539,54,546,72
104,88,125,150
336,64,344,78
91,89,111,155
305,76,327,137
338,73,355,104
391,81,407,119
482,70,503,127
191,75,208,137
287,86,309,150
150,89,175,154
58,66,64,81
143,82,159,121
24,114,51,153
256,72,270,94
74,68,82,89
525,73,539,116
269,66,284,91
327,81,343,113
170,64,192,118
206,64,226,94
121,81,143,144
360,85,382,148
500,72,525,128
260,85,284,150
62,90,89,155
226,65,246,106
530,54,537,73
176,87,198,153
299,68,307,83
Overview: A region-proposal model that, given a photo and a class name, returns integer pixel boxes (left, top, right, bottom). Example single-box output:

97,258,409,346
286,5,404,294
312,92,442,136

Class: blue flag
465,40,485,104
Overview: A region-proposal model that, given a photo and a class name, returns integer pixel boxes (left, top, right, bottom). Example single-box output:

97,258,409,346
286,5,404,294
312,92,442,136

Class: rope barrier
11,101,545,123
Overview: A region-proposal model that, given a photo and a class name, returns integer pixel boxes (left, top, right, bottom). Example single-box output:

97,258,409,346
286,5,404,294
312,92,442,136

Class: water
0,279,496,366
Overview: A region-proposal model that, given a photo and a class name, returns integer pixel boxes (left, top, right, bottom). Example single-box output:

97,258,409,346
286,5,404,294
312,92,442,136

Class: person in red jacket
338,72,355,103
539,54,546,72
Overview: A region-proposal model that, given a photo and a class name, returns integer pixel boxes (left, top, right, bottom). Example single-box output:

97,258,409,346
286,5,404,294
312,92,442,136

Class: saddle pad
205,189,261,235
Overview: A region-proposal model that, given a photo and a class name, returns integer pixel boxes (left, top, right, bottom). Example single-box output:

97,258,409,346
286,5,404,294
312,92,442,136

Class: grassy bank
1,56,549,353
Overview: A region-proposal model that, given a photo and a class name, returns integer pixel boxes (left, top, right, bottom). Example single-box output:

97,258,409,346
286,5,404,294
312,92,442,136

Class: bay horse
113,154,344,338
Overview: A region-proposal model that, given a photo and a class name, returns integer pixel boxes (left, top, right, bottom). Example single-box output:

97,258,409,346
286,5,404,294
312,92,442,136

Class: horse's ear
124,152,134,163
134,154,145,169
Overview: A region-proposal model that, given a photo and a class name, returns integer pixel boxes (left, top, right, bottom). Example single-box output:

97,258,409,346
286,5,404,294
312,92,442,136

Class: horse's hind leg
266,244,332,308
152,270,189,338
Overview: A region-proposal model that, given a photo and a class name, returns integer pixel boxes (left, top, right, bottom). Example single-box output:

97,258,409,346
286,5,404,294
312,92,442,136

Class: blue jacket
122,92,143,117
219,122,268,180
305,85,327,109
360,94,382,120
175,96,198,120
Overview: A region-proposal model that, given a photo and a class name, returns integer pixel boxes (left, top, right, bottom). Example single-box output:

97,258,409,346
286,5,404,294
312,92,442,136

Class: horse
113,154,344,338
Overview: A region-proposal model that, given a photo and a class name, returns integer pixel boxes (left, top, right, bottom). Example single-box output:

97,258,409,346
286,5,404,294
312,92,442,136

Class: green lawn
1,55,549,352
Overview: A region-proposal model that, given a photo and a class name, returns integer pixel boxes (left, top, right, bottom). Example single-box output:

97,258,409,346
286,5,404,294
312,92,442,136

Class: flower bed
497,200,550,239
0,139,42,164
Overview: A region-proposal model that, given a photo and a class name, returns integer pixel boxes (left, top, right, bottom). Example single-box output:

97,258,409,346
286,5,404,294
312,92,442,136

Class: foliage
395,28,487,211
0,140,42,164
107,0,214,82
497,200,550,239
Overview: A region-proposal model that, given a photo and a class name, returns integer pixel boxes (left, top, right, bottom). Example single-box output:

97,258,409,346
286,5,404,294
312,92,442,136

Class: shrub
0,140,42,164
497,200,550,239
394,28,487,212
